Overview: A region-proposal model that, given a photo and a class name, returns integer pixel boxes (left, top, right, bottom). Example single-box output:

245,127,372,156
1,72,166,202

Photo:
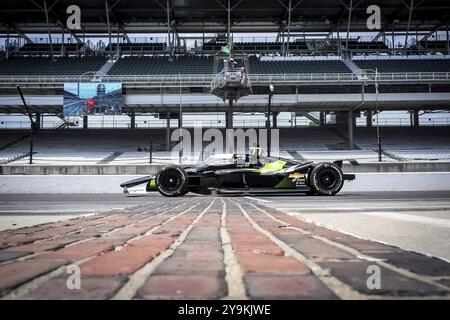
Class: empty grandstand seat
107,56,351,75
346,41,388,51
354,58,450,73
105,42,166,53
107,56,215,75
18,43,85,54
248,57,350,74
419,40,448,51
201,41,309,53
0,129,167,164
0,57,107,76
354,127,450,150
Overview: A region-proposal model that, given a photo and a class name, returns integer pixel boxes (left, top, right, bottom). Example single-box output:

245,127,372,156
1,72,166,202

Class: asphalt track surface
0,192,449,299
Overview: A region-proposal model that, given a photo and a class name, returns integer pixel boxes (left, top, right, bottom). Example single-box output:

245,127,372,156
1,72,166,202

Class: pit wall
2,161,450,175
1,172,450,194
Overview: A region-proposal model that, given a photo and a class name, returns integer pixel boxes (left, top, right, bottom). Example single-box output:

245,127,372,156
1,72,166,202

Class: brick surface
0,251,32,262
369,251,450,277
154,257,225,276
80,246,157,276
0,198,449,300
319,260,447,296
4,236,82,253
137,274,227,299
244,274,338,299
172,247,224,261
22,276,127,300
332,237,401,253
236,251,310,274
0,259,67,295
275,234,355,261
36,241,116,262
130,234,174,250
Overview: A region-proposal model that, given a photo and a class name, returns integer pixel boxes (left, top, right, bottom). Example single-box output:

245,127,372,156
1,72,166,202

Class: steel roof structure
1,0,449,35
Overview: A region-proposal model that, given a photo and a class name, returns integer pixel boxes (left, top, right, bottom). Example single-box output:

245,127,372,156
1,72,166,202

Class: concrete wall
1,172,450,194
2,162,450,175
0,165,165,175
341,172,450,192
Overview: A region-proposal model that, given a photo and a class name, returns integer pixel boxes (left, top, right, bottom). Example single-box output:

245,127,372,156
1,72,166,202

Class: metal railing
1,72,450,85
2,118,450,130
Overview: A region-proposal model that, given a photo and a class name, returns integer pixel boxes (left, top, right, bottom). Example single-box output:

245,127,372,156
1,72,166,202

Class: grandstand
1,126,450,165
0,0,450,166
0,57,107,75
107,55,351,75
353,58,450,73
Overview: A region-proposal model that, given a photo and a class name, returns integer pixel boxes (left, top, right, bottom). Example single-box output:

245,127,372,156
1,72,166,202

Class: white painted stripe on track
358,211,450,228
244,196,272,203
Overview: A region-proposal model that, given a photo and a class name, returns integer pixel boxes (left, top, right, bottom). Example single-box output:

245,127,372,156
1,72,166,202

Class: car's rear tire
156,166,189,197
309,162,344,196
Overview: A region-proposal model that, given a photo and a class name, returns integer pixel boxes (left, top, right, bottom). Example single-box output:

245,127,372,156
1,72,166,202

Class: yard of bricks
0,197,449,299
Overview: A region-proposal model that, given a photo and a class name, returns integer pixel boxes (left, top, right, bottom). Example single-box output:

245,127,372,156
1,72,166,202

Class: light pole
179,75,183,163
17,86,36,164
267,84,274,157
374,68,382,162
363,69,382,162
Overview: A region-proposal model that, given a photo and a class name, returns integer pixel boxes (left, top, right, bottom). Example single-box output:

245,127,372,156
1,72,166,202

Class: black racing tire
179,188,190,196
309,162,344,196
156,166,189,197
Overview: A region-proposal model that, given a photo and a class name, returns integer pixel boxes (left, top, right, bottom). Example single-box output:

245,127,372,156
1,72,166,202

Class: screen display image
63,82,123,116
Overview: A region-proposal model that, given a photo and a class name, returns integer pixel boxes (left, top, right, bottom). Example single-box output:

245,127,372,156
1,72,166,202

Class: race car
120,152,356,197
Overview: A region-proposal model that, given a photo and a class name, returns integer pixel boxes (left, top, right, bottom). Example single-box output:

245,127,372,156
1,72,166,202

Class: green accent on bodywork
275,176,296,189
260,160,286,174
148,178,157,191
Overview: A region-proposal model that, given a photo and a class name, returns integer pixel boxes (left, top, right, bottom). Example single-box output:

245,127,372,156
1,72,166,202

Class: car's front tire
156,166,189,197
309,162,344,196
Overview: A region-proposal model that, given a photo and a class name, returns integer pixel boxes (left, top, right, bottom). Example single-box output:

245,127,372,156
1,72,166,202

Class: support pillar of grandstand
215,0,243,48
319,112,325,127
366,111,373,128
61,29,65,56
345,0,353,51
278,0,303,56
178,112,183,129
227,0,231,46
35,113,41,131
105,0,111,54
447,24,449,54
286,0,292,55
225,112,233,129
347,110,354,150
225,99,233,129
164,0,173,54
166,111,170,151
336,111,356,149
116,30,120,56
42,0,54,59
336,25,341,55
412,110,420,127
83,116,88,130
391,29,395,54
5,26,9,59
272,112,279,128
129,112,135,129
404,0,415,49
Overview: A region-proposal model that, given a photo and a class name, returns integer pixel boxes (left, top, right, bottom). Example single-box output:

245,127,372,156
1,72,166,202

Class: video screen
63,82,123,116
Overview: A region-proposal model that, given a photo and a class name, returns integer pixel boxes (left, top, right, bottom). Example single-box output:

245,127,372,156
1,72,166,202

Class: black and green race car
120,153,355,197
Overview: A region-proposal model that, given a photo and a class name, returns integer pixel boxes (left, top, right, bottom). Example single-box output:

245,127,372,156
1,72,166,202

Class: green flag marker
220,45,230,54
